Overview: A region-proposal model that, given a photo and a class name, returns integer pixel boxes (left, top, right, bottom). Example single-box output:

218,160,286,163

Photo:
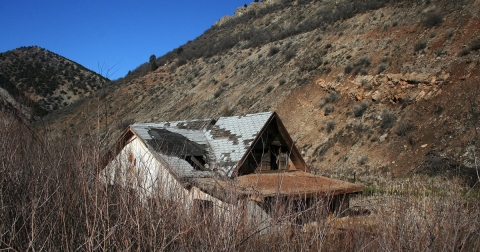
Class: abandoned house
102,111,364,222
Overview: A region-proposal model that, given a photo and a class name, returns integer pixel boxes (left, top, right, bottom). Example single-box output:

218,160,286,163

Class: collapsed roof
129,111,306,178
115,111,363,200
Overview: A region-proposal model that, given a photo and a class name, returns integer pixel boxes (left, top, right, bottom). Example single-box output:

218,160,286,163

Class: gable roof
107,111,364,200
129,111,285,178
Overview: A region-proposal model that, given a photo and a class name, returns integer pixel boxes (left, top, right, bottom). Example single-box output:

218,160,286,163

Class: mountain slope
0,46,108,116
44,0,480,185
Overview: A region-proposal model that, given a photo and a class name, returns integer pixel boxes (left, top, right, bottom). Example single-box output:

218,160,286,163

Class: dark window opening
280,146,289,153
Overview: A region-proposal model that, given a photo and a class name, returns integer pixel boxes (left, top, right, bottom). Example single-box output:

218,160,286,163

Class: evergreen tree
149,54,158,71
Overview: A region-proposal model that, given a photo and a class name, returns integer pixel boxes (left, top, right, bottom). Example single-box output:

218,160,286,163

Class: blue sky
0,0,251,80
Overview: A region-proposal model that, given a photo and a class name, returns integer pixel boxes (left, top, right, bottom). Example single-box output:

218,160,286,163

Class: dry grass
1,110,479,251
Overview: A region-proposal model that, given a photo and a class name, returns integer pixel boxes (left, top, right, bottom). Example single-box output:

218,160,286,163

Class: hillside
43,0,480,186
0,46,108,117
1,0,480,250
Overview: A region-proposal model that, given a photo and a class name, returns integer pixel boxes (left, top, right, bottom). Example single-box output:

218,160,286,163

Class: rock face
233,2,266,17
234,6,248,16
316,72,449,104
0,87,31,119
214,15,230,26
263,0,282,4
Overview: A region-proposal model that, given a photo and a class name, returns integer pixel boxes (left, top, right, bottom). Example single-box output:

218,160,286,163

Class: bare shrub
214,88,225,98
283,50,296,61
355,56,371,67
396,119,415,136
353,122,367,135
414,40,427,52
268,46,280,56
318,98,327,109
360,78,368,87
353,100,369,117
435,47,445,56
380,109,395,129
353,106,362,116
344,65,353,74
423,12,443,28
325,91,339,103
319,91,339,110
176,57,187,67
458,48,471,57
324,104,334,115
266,85,275,93
469,39,480,51
445,29,455,39
0,110,479,251
326,120,335,133
278,79,287,85
95,88,109,100
357,154,368,165
377,63,387,74
296,77,308,86
354,67,368,76
297,54,323,72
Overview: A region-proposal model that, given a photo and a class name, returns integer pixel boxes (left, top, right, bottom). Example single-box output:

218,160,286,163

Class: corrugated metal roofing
130,112,273,178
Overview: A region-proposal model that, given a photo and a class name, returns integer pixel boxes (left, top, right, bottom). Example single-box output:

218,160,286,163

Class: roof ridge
130,111,276,177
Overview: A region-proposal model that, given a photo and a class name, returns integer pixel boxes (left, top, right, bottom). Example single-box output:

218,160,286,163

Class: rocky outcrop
0,87,31,119
263,0,282,4
317,72,450,104
214,15,230,26
358,72,449,103
216,1,270,26
234,1,268,17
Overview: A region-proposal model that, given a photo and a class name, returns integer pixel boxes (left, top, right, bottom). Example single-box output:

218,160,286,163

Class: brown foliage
0,110,479,251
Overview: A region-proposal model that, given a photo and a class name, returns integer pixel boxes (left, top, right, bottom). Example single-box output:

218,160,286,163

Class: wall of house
247,200,273,232
103,136,186,199
102,135,277,229
102,136,235,213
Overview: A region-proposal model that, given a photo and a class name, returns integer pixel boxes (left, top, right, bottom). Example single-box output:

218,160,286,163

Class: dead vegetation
4,0,480,248
1,110,479,251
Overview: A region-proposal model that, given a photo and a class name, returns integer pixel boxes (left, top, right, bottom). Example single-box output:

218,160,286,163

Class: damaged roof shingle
130,112,273,178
